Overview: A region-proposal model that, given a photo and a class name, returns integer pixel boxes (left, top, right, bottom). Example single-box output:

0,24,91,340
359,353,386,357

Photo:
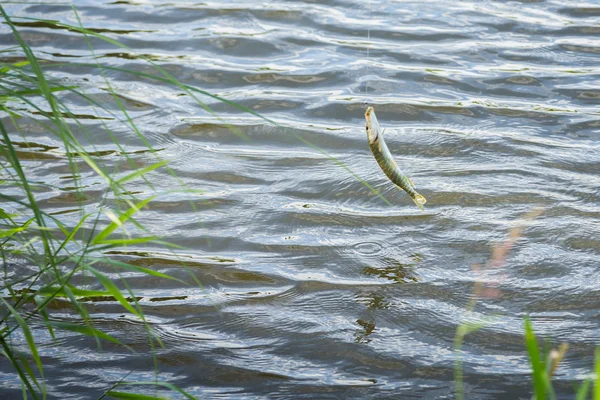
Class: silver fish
365,106,426,210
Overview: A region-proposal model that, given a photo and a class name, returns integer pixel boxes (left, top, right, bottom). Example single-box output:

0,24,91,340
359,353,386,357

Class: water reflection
354,319,376,344
362,256,420,284
352,256,421,344
356,291,391,310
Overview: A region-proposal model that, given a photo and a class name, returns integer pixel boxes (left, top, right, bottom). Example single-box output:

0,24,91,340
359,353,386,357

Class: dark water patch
0,146,61,161
3,139,60,152
362,260,419,284
9,20,156,35
80,295,143,303
205,98,305,115
558,6,600,17
22,5,73,14
149,296,188,302
104,251,237,266
483,106,564,122
31,110,114,120
314,102,436,123
242,71,337,86
423,74,548,102
553,88,600,104
67,149,117,157
98,51,184,62
327,25,471,43
559,43,600,55
558,25,600,36
558,119,600,138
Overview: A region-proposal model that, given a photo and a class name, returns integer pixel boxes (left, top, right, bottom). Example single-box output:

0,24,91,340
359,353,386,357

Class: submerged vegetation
0,4,598,400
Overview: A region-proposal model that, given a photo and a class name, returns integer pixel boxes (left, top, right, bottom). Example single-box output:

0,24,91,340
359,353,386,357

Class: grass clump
0,5,202,398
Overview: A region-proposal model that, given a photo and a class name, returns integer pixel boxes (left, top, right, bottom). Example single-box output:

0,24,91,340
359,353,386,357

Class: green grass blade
1,299,45,382
0,225,28,239
116,161,168,185
577,379,592,400
120,382,196,400
0,7,56,109
97,237,160,246
595,347,600,400
58,284,105,349
44,321,121,345
0,85,75,98
16,351,44,395
53,213,91,255
0,339,40,400
525,318,546,400
34,296,56,342
38,284,111,299
84,265,140,317
0,59,29,73
100,258,183,283
92,196,155,244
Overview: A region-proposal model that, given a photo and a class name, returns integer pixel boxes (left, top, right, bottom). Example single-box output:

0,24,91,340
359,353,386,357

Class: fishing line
363,0,371,106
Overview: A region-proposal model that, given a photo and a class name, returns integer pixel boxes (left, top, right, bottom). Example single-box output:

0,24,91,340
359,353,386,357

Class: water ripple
3,0,600,398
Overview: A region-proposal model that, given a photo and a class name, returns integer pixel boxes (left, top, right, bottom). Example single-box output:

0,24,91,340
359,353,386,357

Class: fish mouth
364,107,378,143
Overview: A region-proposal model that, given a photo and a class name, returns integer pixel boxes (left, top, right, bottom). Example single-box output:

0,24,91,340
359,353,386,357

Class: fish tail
411,192,426,211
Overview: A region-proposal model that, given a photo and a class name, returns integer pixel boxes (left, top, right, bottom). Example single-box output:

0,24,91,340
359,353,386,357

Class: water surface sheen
2,0,600,398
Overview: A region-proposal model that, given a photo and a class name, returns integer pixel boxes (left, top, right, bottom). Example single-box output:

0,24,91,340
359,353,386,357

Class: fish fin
382,128,386,135
411,193,426,211
407,176,416,188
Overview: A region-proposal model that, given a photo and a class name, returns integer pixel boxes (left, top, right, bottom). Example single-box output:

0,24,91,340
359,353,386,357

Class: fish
365,106,427,211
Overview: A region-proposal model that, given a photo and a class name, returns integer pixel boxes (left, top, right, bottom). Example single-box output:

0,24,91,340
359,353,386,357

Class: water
1,0,600,398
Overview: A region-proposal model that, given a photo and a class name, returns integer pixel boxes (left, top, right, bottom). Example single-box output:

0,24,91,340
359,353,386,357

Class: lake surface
1,0,600,398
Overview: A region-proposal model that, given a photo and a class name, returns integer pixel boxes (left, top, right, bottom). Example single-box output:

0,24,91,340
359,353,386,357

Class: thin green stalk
0,337,41,400
595,348,600,400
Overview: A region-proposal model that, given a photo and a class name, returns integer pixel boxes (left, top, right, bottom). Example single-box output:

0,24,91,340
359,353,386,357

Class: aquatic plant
0,5,203,398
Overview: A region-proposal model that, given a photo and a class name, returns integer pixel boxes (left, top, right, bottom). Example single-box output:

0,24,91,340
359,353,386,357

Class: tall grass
0,5,204,398
522,320,600,400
